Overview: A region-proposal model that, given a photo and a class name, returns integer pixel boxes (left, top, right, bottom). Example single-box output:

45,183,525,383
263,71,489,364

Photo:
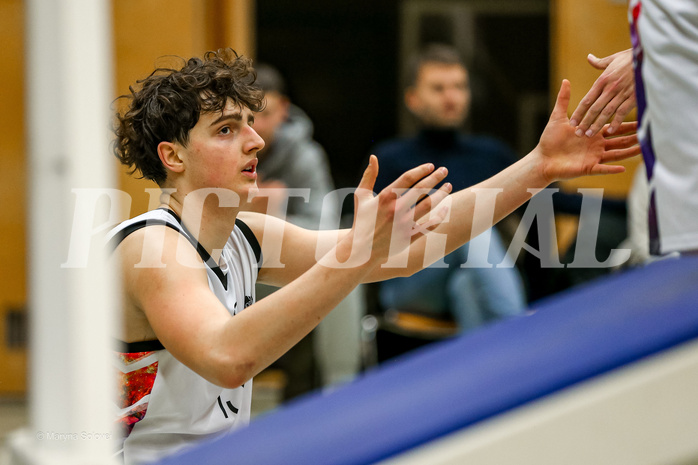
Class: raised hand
537,79,641,184
569,49,636,138
351,155,452,265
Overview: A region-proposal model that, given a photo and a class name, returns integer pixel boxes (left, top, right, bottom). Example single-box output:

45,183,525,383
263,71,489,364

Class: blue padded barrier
158,256,698,465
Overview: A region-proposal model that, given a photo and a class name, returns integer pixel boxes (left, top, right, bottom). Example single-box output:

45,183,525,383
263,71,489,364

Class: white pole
9,0,119,463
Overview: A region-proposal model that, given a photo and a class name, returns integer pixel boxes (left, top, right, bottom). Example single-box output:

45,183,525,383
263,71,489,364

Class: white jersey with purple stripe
630,0,698,255
108,208,261,465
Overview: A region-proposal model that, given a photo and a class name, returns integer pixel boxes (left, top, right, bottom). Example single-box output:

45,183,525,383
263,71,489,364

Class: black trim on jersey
217,396,229,419
117,339,165,353
108,219,180,251
234,218,262,265
109,214,229,288
109,209,261,291
160,208,229,290
226,400,239,414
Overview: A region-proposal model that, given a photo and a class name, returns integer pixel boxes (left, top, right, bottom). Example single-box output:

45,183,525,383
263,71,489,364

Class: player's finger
588,163,626,176
410,205,449,240
606,98,637,134
354,155,378,217
604,121,638,137
399,166,448,207
577,90,617,136
411,182,452,222
604,134,638,150
587,53,613,71
357,155,378,194
385,163,436,193
601,145,642,163
570,83,603,127
551,79,572,123
584,91,628,137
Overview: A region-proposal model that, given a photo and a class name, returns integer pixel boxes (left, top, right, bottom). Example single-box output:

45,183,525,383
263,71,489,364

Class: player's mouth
242,159,258,179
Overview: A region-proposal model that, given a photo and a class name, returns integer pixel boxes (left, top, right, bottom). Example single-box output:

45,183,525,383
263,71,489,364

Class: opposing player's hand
352,155,452,263
569,49,636,138
536,79,641,183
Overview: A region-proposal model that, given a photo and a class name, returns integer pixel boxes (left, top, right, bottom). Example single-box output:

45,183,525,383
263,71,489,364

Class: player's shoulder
115,223,200,270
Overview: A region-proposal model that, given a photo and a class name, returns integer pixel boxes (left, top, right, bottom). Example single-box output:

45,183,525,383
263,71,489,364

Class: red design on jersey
632,2,641,22
115,351,159,437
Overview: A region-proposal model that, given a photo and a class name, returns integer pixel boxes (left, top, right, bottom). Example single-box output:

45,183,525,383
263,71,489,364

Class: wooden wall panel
0,0,27,394
113,0,209,217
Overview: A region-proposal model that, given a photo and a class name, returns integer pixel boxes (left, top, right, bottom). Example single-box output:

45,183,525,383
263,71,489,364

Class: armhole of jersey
108,219,181,251
109,220,179,353
235,218,263,265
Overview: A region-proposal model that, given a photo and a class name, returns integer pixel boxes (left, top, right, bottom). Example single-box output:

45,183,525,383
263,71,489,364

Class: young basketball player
110,49,639,464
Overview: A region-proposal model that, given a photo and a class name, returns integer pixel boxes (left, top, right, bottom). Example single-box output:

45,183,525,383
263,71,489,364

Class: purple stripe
630,1,656,179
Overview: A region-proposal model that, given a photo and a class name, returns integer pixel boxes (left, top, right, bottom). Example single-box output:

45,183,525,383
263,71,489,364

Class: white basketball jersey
108,208,261,465
630,0,698,254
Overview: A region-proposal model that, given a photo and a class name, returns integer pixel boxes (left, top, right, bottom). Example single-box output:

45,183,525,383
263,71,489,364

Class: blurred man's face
253,91,289,150
405,62,470,129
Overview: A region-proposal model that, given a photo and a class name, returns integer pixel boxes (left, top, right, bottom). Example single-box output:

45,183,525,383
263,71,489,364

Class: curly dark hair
113,48,265,185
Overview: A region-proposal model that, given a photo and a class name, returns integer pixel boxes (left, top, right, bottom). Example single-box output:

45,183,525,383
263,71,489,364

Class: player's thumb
587,53,611,70
550,79,571,122
357,155,378,194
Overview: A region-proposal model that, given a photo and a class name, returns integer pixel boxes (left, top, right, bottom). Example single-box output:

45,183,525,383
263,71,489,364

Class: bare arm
246,81,640,285
367,79,641,281
120,162,450,388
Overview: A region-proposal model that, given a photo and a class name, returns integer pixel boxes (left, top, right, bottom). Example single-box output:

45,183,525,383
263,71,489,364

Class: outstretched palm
351,156,451,265
537,80,640,184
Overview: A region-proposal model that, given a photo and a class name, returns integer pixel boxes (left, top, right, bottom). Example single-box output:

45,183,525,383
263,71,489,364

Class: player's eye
219,126,231,135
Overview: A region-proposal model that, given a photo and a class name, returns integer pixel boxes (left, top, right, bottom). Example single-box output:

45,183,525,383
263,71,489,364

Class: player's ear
157,141,185,174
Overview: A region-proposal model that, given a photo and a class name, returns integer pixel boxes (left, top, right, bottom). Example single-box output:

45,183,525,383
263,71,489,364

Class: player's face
180,99,265,198
253,91,289,150
407,63,471,129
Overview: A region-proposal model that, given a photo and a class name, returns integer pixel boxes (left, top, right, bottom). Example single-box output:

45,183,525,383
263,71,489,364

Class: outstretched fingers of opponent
570,50,636,137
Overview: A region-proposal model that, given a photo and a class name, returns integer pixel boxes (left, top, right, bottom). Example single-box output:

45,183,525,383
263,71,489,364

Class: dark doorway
256,0,401,190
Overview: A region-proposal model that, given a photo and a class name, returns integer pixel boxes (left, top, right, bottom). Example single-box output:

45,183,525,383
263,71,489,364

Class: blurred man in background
371,44,527,347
